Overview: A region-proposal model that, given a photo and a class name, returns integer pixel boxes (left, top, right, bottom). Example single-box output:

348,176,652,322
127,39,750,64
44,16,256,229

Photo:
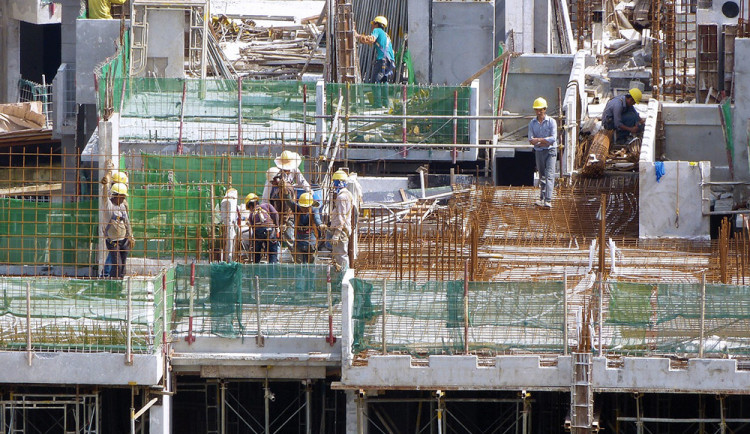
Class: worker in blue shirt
355,15,395,108
528,97,558,209
602,88,645,144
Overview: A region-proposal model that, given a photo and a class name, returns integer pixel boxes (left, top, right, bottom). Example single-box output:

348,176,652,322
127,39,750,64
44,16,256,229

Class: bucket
295,185,323,206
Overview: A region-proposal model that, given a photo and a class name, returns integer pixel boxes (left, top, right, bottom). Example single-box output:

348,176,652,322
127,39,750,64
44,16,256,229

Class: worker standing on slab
291,193,325,264
261,167,280,204
602,88,645,145
87,0,126,19
274,151,310,191
528,97,558,209
100,172,133,278
355,15,395,108
329,170,354,270
245,193,280,264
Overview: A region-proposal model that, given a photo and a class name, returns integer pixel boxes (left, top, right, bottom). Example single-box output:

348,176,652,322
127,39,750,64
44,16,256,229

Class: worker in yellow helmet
329,169,354,270
528,97,558,209
602,88,645,145
100,167,134,278
290,192,325,263
245,192,280,264
87,0,126,19
355,15,395,108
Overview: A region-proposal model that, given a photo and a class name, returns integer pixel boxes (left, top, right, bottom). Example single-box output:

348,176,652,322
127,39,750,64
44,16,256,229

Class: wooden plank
0,183,62,197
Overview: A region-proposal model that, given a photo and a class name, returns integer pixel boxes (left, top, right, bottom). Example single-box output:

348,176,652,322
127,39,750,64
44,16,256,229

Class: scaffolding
0,392,100,434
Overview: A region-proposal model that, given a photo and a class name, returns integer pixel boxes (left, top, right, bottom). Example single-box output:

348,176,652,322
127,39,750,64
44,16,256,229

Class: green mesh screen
172,263,343,338
324,83,472,145
0,274,168,353
350,279,565,356
0,199,98,268
94,29,129,118
117,79,316,144
606,282,750,355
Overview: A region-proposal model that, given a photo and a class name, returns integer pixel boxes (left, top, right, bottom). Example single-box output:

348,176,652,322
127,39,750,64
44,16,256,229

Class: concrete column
533,0,551,53
732,38,750,183
315,79,326,152
150,380,172,434
1,14,21,103
506,0,534,52
97,116,120,273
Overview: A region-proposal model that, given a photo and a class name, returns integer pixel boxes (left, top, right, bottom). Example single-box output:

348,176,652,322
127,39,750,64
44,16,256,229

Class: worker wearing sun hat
602,88,645,145
273,150,310,191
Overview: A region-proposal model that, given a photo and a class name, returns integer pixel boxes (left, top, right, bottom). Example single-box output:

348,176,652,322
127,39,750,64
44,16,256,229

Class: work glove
100,173,112,186
128,236,136,249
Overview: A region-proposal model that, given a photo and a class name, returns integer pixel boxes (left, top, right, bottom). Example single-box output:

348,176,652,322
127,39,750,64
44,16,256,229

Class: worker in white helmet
528,97,558,209
329,169,354,270
355,15,395,107
100,170,134,278
602,88,645,145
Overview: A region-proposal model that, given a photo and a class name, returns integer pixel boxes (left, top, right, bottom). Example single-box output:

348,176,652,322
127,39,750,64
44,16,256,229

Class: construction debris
211,14,326,79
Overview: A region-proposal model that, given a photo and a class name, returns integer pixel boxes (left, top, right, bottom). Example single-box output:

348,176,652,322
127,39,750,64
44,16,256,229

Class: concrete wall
142,9,185,78
75,19,124,105
1,4,21,103
661,103,729,178
732,38,750,182
503,54,574,136
408,0,430,83
639,161,711,239
533,0,550,53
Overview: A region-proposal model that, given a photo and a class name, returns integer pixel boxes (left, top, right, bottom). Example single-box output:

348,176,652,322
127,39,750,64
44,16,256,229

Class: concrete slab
0,352,163,385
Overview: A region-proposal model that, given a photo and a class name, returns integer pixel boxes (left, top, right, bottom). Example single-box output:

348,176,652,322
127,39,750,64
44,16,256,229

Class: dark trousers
369,58,394,108
104,238,129,278
254,227,279,264
294,235,317,264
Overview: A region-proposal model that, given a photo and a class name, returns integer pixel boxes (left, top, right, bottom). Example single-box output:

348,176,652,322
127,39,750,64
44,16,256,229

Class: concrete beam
639,98,661,163
0,352,163,385
9,0,61,25
341,355,571,391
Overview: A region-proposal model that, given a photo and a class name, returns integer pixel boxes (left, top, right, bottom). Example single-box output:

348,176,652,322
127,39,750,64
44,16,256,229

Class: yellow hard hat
628,88,642,104
111,182,128,196
372,16,388,28
532,97,547,110
298,192,315,208
266,166,280,182
245,193,259,205
112,171,128,185
332,169,348,182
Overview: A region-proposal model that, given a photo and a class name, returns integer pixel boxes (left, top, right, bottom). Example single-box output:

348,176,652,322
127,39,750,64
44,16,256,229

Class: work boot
544,200,552,209
535,199,545,207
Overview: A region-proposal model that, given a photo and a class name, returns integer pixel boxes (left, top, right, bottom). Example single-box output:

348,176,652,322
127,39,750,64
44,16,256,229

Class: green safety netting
172,263,343,338
139,153,285,197
324,83,472,145
94,29,130,118
0,274,170,353
350,279,565,356
607,282,750,355
0,199,98,267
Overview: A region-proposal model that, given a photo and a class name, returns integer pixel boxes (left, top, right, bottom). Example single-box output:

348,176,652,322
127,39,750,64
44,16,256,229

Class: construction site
2,0,750,432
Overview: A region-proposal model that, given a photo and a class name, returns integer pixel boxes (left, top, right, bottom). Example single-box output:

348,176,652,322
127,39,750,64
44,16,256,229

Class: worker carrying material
528,97,558,209
355,15,395,107
291,193,324,264
245,193,281,264
87,0,126,19
329,169,354,270
100,172,134,279
601,88,645,145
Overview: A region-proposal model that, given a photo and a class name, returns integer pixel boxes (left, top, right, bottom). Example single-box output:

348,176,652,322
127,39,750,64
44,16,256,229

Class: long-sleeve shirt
88,0,126,19
279,168,310,190
602,94,637,131
291,203,323,239
528,115,557,151
248,203,279,228
330,189,354,235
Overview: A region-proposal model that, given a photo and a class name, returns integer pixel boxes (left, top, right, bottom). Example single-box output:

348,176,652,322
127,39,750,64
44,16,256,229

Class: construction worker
274,150,310,191
528,97,558,209
87,0,126,19
220,188,239,262
329,169,354,270
99,176,134,278
602,88,645,145
245,193,280,264
291,193,325,264
261,167,280,204
355,15,395,107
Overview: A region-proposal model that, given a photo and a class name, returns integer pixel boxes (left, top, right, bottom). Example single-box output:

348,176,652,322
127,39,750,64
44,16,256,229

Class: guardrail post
126,277,133,365
564,270,568,356
381,278,387,355
699,271,706,358
327,266,337,346
26,281,32,366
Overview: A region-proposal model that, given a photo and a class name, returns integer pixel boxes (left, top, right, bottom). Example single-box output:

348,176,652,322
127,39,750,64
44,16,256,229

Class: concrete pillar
533,0,551,53
150,379,172,434
505,0,534,52
732,38,750,183
408,0,430,83
1,13,21,103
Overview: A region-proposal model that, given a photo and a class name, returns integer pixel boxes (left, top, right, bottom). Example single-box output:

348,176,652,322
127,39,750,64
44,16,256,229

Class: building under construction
1,0,750,432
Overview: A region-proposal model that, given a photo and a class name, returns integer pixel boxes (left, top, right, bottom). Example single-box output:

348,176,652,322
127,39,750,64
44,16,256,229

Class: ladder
129,1,149,76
